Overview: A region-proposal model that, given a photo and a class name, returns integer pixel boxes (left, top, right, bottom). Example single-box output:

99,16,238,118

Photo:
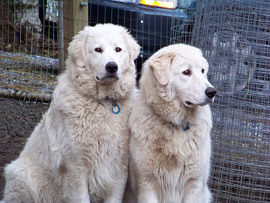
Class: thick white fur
1,24,140,203
128,44,215,203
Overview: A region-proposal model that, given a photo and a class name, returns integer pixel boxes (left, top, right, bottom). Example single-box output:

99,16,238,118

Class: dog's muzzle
185,87,217,106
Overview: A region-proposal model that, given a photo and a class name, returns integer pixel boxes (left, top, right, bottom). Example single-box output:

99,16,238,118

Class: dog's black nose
205,87,217,98
106,62,118,74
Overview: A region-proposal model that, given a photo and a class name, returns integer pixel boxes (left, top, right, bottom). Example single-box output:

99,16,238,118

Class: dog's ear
122,29,140,61
149,53,175,85
68,26,90,67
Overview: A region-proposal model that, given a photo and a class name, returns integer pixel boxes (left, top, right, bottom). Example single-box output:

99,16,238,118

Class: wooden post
63,0,88,62
58,0,64,72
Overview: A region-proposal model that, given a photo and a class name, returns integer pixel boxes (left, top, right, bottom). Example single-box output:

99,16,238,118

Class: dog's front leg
104,173,127,203
62,167,90,203
104,189,124,203
183,179,211,203
137,182,159,203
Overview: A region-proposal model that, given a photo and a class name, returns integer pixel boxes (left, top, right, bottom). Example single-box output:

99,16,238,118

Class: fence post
63,0,88,63
58,0,64,72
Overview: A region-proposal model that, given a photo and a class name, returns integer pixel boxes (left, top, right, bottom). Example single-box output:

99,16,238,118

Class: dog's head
141,44,216,107
66,24,140,99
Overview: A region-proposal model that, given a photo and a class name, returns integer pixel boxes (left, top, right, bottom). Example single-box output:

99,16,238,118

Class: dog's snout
205,87,217,98
106,62,118,74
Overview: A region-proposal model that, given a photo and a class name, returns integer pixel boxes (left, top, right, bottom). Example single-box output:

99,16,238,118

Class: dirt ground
0,97,49,198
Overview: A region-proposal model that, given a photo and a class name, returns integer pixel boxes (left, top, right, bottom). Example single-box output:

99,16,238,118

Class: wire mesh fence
1,0,196,100
0,0,59,102
192,0,270,202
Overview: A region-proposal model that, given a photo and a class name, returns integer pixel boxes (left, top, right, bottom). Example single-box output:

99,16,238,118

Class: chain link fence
192,0,270,202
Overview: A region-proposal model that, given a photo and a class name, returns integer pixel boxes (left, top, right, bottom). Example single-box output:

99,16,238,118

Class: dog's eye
95,48,102,53
115,47,122,52
182,70,191,76
202,69,205,74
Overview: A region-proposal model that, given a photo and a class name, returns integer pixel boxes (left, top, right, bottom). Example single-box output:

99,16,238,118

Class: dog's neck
96,81,131,101
149,95,196,129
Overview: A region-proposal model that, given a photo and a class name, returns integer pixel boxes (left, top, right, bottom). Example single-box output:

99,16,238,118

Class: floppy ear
122,29,140,61
149,53,175,85
68,26,90,67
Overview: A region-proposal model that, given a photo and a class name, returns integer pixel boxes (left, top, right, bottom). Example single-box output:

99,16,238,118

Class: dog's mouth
185,101,193,106
185,98,215,106
102,75,119,80
204,97,215,105
96,75,119,82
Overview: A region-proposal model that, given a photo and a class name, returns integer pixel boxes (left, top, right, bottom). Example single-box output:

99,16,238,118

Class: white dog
128,44,216,203
1,24,140,203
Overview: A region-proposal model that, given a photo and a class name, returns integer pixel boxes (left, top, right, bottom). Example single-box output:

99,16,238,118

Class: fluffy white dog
128,44,216,203
1,24,140,203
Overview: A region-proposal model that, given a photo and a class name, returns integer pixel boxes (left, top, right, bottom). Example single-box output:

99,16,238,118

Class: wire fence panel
0,0,59,102
0,0,196,100
192,0,270,202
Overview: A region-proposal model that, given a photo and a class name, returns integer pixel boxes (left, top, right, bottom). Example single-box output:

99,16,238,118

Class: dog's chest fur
152,126,210,202
148,122,209,174
130,103,212,202
73,99,129,157
63,98,131,199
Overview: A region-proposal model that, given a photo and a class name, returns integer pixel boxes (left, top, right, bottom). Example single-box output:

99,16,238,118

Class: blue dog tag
112,101,120,114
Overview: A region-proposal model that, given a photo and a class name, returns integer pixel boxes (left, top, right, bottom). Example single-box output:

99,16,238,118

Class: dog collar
112,100,120,114
183,122,190,131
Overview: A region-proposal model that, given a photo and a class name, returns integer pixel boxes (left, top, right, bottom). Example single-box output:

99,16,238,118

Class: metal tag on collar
183,123,190,131
112,100,120,114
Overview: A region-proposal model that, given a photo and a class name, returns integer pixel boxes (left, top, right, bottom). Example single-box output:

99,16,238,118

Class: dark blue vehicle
88,0,197,78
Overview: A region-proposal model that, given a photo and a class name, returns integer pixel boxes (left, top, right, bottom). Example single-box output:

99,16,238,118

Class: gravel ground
0,97,49,198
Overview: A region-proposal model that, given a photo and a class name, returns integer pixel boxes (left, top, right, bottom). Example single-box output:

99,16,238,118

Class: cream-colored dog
1,24,140,203
128,44,216,203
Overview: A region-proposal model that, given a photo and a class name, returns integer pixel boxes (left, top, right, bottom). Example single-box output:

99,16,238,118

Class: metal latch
80,2,87,6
